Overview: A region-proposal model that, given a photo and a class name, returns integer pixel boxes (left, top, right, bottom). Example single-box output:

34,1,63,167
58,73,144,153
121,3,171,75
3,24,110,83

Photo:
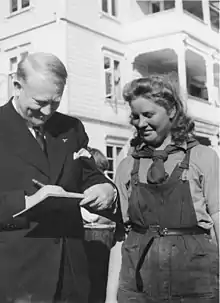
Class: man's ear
13,80,22,98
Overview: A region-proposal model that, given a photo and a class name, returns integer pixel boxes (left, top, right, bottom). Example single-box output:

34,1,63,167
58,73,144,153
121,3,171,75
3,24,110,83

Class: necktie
132,138,198,184
33,127,46,154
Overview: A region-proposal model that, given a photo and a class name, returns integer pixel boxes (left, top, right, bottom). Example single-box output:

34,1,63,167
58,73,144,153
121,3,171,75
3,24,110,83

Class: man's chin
30,119,46,127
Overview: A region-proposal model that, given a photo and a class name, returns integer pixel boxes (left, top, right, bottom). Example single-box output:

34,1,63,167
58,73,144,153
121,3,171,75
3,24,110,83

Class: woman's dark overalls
118,149,219,303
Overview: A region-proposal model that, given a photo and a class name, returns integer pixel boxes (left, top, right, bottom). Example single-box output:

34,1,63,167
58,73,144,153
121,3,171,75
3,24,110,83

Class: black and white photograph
0,0,219,302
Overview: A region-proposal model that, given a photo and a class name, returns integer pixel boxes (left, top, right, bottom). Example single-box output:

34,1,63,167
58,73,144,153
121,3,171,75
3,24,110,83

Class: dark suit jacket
0,100,112,302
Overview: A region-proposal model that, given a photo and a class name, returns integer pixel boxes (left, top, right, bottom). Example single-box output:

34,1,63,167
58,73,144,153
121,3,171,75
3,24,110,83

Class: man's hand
25,185,66,210
80,183,115,211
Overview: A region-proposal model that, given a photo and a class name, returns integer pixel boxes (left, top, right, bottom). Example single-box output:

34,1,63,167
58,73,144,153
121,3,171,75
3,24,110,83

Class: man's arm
75,120,118,213
0,190,26,223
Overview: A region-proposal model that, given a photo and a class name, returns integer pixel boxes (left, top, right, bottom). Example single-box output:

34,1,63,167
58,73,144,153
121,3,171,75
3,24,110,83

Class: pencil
32,179,45,188
32,178,84,199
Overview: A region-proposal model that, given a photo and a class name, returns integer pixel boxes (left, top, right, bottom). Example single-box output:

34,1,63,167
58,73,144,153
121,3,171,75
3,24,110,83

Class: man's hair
16,52,68,92
123,74,195,146
87,147,109,173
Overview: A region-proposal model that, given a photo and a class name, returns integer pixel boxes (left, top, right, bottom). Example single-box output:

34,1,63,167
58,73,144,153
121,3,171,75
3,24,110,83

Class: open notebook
13,191,84,218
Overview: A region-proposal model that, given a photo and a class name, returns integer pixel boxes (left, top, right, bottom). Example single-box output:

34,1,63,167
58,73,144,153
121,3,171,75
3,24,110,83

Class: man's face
15,71,64,127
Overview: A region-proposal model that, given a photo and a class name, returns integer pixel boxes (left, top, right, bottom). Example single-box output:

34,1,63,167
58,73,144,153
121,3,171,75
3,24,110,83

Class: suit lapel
45,131,68,184
0,100,49,177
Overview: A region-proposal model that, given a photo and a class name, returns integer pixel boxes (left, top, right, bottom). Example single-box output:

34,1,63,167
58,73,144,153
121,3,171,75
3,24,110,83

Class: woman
105,75,219,303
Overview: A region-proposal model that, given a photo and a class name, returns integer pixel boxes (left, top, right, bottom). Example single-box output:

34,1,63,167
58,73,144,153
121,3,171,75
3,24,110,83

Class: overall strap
169,148,191,182
130,158,140,186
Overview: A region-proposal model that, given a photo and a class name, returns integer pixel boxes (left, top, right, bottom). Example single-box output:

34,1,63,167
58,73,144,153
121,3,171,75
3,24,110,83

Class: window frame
149,0,164,14
209,0,220,31
103,51,123,104
105,136,129,180
10,0,30,14
105,143,124,180
7,48,29,98
101,0,118,18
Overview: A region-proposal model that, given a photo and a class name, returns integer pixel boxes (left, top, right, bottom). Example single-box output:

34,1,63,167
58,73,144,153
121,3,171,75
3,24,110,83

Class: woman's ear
169,107,176,119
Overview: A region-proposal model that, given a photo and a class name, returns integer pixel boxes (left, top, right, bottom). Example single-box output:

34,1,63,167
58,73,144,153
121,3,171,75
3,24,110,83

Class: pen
32,178,45,188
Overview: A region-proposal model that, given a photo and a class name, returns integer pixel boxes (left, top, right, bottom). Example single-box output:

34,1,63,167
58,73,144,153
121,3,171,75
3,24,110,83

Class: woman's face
130,97,175,147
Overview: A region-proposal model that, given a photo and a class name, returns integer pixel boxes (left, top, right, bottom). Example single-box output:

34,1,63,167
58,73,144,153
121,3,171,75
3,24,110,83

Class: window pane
164,0,175,10
108,159,114,171
107,146,113,158
11,0,18,13
209,5,219,30
104,56,111,69
116,146,122,155
114,60,121,100
8,73,16,98
210,0,220,10
20,51,28,60
112,0,117,16
22,0,30,8
107,172,113,180
183,1,204,20
151,2,160,13
105,72,112,96
10,57,17,72
214,64,220,87
102,0,108,13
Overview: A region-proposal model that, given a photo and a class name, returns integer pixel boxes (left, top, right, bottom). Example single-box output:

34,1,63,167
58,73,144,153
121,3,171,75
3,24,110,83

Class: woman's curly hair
123,74,195,146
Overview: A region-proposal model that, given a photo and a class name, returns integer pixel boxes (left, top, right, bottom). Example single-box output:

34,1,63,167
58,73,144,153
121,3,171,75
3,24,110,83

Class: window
152,1,161,13
106,144,123,180
8,57,17,98
101,0,117,17
149,1,175,14
189,81,208,101
164,0,175,10
209,0,220,31
8,51,28,98
213,63,220,106
104,55,121,102
10,0,30,13
182,1,204,20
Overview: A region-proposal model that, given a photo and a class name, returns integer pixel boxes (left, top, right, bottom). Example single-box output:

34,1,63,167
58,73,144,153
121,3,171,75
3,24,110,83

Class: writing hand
25,185,67,209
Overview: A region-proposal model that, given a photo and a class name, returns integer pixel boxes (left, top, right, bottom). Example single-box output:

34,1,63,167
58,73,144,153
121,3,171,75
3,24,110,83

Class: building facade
0,0,219,179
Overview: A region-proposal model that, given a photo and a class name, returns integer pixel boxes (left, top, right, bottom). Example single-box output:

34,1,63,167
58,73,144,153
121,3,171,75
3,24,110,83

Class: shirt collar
136,141,187,152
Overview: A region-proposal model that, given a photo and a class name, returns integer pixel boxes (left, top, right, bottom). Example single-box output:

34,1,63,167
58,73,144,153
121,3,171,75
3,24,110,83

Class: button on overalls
118,148,219,303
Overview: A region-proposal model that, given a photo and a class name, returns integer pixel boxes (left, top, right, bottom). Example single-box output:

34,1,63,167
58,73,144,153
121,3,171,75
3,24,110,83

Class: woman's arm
202,147,220,246
211,212,219,245
105,156,133,302
105,240,123,303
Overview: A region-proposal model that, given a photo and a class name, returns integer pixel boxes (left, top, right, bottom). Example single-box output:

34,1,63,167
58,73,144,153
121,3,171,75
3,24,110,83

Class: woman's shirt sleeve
202,148,220,216
191,145,220,217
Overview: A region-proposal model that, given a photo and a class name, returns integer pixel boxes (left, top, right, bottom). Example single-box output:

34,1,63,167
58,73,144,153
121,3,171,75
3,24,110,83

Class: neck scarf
132,138,198,184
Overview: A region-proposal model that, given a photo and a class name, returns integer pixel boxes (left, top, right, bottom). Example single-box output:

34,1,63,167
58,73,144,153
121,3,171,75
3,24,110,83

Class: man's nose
40,104,51,115
138,116,148,128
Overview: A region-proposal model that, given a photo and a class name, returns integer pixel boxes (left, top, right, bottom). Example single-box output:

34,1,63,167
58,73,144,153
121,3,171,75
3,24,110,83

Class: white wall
66,22,130,126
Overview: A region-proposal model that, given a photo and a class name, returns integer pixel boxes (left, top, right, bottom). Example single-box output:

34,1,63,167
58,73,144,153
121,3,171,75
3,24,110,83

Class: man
0,52,118,303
